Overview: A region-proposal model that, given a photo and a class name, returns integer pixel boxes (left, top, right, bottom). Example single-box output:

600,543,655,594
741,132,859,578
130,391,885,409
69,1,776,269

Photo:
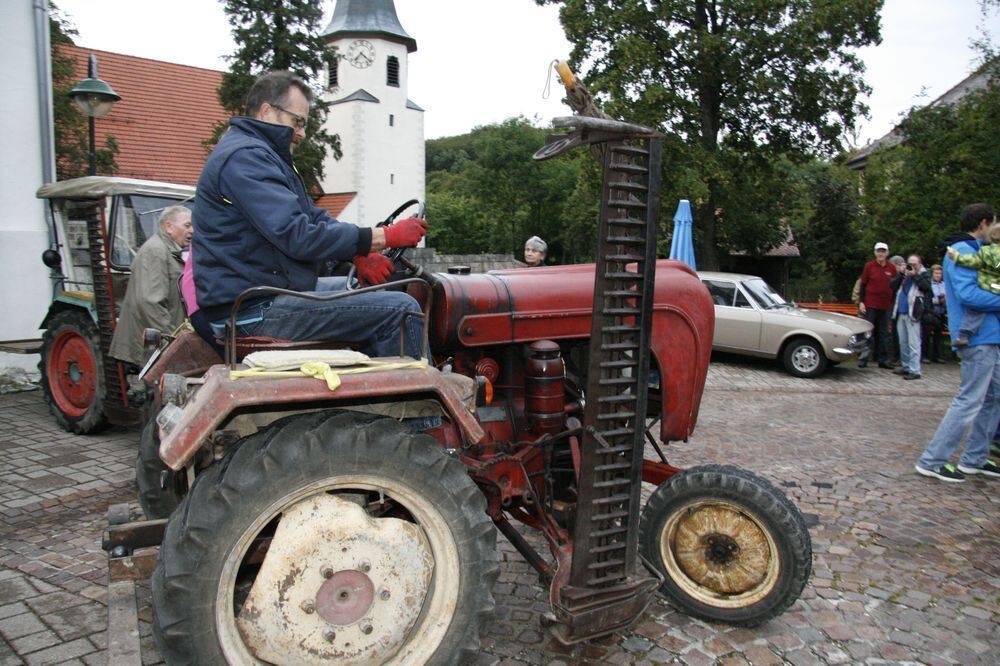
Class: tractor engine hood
421,259,714,442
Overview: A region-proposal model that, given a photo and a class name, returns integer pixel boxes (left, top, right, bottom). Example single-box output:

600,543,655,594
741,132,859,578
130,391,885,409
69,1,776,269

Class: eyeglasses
271,104,308,130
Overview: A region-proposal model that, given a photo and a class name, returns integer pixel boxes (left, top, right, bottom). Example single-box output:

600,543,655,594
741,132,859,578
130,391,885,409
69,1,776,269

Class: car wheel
782,338,827,378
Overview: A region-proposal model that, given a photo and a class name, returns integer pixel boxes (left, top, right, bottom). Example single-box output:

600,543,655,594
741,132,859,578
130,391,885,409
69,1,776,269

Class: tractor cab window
108,195,193,270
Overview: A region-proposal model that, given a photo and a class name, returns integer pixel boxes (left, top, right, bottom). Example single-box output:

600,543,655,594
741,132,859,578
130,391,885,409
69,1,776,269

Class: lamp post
69,54,121,176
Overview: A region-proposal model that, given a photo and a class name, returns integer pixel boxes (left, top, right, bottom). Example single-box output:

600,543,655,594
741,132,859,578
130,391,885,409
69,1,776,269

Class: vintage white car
698,271,873,378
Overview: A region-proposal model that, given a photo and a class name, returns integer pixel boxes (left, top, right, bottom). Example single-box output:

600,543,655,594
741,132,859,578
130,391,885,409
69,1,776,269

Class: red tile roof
314,193,356,218
61,45,228,186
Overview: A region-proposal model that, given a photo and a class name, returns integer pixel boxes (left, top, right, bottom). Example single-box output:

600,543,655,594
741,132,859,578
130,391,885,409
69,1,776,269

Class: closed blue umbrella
668,199,696,270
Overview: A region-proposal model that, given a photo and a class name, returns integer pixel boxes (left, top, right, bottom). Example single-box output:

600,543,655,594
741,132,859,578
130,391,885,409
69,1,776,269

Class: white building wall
320,37,424,228
0,1,55,372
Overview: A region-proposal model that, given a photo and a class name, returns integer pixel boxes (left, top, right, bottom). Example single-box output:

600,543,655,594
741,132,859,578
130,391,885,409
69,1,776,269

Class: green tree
538,0,882,269
49,3,118,179
425,118,589,263
860,67,1000,265
788,162,864,302
213,0,341,193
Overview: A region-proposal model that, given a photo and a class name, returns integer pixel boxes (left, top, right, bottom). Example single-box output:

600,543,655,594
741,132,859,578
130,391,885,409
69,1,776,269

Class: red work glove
383,217,427,248
353,253,393,287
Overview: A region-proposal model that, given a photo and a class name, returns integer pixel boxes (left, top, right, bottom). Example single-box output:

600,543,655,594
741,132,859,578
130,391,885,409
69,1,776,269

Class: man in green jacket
109,205,193,366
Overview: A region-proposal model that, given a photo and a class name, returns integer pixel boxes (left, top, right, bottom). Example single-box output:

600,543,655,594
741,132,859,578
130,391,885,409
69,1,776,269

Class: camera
906,263,914,270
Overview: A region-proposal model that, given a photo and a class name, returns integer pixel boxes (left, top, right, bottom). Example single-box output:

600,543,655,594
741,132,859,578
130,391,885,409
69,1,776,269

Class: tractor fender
157,364,485,471
40,292,97,329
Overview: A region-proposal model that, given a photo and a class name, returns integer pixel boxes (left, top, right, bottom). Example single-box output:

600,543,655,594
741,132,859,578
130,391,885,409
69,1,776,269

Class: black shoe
903,373,922,380
878,362,894,369
893,368,908,375
915,463,965,482
858,360,868,368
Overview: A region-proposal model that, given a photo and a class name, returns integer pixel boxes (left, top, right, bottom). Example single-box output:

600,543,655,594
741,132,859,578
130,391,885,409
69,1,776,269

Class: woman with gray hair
524,236,547,267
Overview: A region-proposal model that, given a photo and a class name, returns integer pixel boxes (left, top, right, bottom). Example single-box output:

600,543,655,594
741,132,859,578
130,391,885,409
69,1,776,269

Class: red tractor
107,116,811,664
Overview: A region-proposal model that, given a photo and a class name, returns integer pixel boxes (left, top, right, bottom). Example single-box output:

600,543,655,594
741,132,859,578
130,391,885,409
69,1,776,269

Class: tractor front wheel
39,310,108,434
152,410,498,665
640,465,811,626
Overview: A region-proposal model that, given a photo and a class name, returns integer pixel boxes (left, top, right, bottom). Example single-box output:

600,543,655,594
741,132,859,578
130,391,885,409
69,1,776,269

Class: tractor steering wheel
345,199,425,290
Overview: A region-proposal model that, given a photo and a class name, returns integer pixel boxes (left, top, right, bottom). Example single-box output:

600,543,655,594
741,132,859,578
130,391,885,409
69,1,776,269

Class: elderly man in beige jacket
109,205,193,366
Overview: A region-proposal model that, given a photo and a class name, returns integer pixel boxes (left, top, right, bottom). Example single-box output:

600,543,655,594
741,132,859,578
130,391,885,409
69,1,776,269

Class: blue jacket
943,237,1000,346
192,117,371,318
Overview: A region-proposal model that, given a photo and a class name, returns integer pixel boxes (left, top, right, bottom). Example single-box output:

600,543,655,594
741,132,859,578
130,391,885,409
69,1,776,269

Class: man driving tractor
191,70,427,357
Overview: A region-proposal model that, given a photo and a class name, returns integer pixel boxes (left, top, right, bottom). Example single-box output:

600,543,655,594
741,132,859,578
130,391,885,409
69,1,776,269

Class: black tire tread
134,420,185,520
152,409,497,665
640,464,812,626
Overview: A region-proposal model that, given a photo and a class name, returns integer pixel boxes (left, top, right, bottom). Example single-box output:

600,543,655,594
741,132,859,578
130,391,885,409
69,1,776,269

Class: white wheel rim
792,345,820,373
215,475,461,665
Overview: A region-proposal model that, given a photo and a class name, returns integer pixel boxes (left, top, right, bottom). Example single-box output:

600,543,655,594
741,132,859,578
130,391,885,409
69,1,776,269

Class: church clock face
346,39,375,68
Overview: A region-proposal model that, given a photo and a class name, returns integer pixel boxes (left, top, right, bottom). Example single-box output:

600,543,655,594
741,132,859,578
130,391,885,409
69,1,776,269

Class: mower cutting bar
570,136,662,597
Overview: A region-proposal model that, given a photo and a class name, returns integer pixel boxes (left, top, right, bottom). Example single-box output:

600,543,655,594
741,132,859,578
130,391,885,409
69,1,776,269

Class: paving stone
22,636,95,665
10,629,62,655
0,612,47,641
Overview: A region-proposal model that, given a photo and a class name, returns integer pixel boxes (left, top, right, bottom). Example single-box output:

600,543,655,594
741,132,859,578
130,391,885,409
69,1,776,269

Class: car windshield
743,278,788,309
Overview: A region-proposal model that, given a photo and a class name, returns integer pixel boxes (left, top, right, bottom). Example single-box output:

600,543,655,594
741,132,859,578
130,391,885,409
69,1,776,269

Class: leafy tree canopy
426,118,596,264
860,65,1000,266
537,0,883,269
50,2,118,179
213,0,341,193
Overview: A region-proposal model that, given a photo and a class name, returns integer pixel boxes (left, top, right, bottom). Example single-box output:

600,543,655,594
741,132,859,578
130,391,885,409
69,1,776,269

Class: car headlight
849,332,871,345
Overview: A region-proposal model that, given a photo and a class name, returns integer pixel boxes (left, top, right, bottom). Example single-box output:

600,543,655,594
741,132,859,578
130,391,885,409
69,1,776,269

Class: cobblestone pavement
0,357,997,665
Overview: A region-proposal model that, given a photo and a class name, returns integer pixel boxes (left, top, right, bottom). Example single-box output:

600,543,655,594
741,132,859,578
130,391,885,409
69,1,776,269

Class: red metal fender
157,364,485,471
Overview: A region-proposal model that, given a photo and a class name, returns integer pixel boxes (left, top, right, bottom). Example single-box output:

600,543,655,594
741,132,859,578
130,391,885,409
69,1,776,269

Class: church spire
323,0,417,53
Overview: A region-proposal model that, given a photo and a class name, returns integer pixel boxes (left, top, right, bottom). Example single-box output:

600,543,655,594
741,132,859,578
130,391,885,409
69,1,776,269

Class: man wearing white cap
858,242,898,368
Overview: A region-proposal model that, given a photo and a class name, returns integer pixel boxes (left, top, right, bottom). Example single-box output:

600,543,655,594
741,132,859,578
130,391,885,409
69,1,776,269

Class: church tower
320,0,424,228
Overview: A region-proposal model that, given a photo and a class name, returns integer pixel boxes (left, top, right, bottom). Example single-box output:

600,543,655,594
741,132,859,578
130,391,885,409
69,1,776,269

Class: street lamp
69,54,121,176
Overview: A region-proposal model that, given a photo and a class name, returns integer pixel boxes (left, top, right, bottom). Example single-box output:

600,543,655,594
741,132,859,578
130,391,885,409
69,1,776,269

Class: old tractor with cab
104,116,812,664
0,177,195,433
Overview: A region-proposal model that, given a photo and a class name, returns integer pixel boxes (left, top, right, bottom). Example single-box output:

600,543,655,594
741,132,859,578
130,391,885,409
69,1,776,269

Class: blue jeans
918,344,1000,469
896,315,922,375
218,277,425,359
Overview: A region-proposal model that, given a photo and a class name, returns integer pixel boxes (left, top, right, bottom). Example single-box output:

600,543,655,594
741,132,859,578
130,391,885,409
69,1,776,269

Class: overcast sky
55,0,997,144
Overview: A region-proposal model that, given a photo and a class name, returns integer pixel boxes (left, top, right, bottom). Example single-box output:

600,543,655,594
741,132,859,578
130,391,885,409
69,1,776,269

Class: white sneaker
956,460,1000,477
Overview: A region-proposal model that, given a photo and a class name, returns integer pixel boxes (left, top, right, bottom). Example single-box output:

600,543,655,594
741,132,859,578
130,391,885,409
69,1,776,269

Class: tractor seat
222,336,360,364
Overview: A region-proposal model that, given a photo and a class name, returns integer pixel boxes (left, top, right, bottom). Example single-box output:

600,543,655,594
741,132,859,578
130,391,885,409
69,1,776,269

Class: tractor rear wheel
135,421,186,519
39,310,109,434
152,410,498,665
640,465,811,626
